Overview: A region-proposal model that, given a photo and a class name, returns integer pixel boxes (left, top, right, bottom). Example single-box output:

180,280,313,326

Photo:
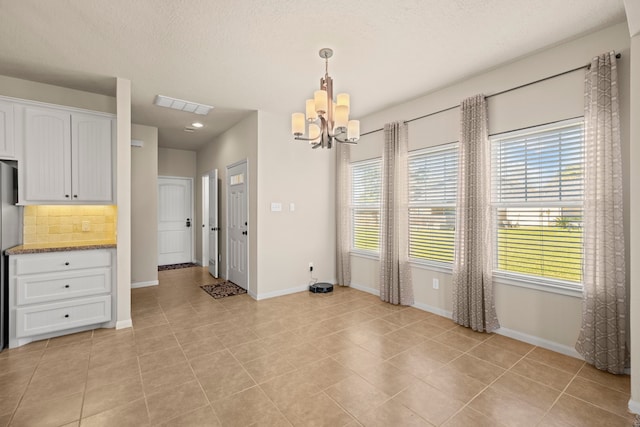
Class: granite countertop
5,240,117,255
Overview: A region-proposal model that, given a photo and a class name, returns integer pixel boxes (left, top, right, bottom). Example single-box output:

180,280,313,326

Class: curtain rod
360,52,621,137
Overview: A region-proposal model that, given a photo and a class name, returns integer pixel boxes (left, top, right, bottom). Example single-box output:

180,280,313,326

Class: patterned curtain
452,94,499,333
336,142,351,286
379,122,414,305
575,52,627,374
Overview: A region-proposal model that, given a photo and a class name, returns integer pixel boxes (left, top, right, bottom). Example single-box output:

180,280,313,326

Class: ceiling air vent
154,95,213,115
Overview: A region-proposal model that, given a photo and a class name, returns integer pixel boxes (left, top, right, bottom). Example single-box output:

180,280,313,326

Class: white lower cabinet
9,249,115,348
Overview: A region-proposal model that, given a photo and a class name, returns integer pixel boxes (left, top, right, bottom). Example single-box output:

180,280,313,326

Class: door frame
157,175,195,265
226,159,249,291
201,172,209,268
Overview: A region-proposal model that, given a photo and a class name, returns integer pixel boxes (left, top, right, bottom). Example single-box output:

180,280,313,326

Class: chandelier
291,48,360,149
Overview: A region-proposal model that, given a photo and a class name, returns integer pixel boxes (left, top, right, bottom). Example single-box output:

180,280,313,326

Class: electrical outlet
432,278,439,290
309,262,314,272
82,221,90,232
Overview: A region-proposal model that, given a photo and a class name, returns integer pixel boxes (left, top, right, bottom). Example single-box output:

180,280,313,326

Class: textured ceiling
0,0,626,150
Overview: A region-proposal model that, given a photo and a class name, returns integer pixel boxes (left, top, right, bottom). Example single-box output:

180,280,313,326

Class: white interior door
158,177,192,266
227,161,248,289
208,169,219,277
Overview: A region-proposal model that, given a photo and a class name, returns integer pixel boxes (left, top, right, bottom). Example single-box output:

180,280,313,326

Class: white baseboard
131,280,159,289
495,326,582,360
350,282,380,296
350,281,582,359
629,399,640,415
256,284,308,301
115,319,133,329
412,301,453,319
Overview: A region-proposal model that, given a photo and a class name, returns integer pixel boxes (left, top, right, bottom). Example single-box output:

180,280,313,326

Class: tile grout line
5,339,49,427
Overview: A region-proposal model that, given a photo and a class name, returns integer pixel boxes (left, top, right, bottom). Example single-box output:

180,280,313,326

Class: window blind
351,159,382,252
408,143,458,263
491,119,584,284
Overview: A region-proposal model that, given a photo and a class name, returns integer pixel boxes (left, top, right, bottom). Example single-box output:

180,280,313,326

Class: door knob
186,218,191,227
242,231,247,235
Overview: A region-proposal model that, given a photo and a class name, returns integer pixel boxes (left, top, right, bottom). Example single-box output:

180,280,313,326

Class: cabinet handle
64,262,70,266
64,285,70,288
64,314,69,318
73,195,78,198
65,195,70,198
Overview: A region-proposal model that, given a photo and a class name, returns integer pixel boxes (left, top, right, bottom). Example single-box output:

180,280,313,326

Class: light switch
271,202,282,212
289,203,295,212
82,221,90,232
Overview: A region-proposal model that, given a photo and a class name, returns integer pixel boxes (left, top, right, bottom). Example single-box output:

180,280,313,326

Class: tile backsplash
23,205,117,244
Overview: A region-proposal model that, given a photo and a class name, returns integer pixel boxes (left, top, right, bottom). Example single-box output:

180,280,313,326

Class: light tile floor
0,266,635,426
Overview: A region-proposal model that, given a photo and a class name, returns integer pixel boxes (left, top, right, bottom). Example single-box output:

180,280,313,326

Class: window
351,159,382,253
408,143,458,264
491,119,584,286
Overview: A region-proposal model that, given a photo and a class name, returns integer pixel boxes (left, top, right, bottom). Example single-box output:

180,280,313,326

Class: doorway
158,176,193,266
227,160,248,289
201,169,219,277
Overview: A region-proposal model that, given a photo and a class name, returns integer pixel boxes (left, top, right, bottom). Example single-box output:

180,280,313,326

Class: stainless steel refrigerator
0,161,21,351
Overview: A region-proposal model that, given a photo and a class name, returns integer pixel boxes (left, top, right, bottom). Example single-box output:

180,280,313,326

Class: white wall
255,111,336,299
131,124,158,286
351,23,631,354
196,113,259,293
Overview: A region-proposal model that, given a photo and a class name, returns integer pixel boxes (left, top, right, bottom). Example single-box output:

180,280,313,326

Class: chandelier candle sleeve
292,113,305,136
291,48,360,148
335,105,349,129
306,99,317,121
314,90,328,114
337,93,350,108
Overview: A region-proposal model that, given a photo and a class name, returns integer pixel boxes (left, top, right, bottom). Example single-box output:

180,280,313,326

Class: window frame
490,117,585,294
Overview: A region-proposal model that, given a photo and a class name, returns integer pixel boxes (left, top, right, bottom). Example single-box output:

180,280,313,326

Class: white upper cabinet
72,113,113,202
23,106,72,201
20,104,114,204
0,100,16,159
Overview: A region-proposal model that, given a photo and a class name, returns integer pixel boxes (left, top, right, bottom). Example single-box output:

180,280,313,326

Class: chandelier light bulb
347,120,360,141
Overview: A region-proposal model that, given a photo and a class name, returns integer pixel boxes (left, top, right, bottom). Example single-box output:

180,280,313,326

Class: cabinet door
71,113,113,202
24,107,72,201
0,100,15,159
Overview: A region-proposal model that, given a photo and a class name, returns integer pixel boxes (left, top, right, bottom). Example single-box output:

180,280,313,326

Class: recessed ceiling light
191,122,204,128
153,95,214,115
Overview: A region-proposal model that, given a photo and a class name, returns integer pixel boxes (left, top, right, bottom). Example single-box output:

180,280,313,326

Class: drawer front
16,268,111,305
15,250,112,275
16,295,111,338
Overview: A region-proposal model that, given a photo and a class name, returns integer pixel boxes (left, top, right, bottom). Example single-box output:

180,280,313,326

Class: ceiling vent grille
153,95,213,115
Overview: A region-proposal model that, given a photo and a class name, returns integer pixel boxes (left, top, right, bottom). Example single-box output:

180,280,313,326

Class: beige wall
629,32,640,413
0,75,115,114
196,112,258,293
255,111,336,298
351,23,631,354
131,124,158,286
158,147,197,179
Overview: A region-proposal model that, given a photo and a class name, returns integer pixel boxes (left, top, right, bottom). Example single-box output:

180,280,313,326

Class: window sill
492,272,583,298
350,250,379,261
409,259,453,274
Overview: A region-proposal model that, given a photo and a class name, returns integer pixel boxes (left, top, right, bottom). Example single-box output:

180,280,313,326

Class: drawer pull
64,314,69,318
64,285,70,289
64,262,70,266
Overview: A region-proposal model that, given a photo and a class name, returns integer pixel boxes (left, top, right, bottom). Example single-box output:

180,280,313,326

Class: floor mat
158,263,198,271
200,281,247,299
